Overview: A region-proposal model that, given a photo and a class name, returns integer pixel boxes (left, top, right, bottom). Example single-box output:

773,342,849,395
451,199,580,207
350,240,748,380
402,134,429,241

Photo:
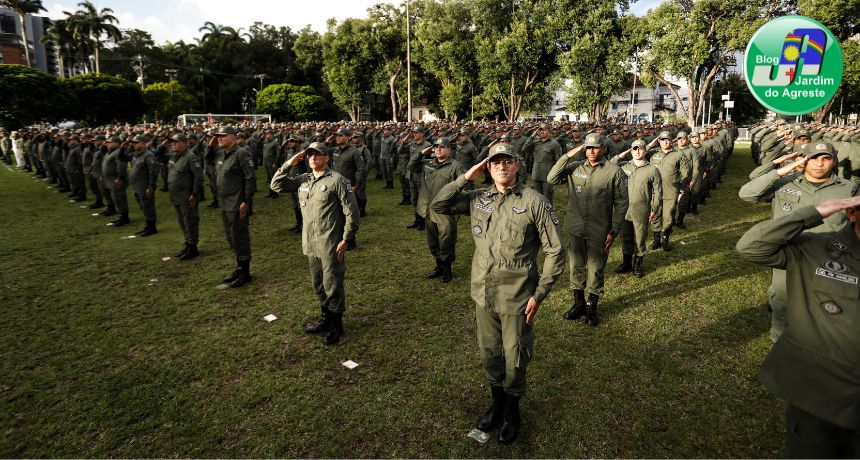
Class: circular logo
745,15,843,115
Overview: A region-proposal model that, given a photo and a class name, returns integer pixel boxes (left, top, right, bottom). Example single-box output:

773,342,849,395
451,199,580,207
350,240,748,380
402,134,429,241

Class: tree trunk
389,71,400,122
57,51,65,78
18,13,31,67
94,44,101,74
813,90,839,122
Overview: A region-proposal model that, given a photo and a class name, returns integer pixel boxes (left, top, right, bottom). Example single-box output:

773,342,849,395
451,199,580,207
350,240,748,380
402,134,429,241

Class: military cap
657,130,673,140
583,133,604,148
433,137,452,148
169,134,188,142
108,136,122,143
334,127,351,136
675,131,688,139
305,141,329,154
132,135,147,143
350,131,364,138
314,131,324,137
689,129,701,137
486,143,516,161
570,125,581,131
286,134,301,142
412,125,426,134
237,132,247,139
82,133,94,139
68,135,80,141
214,126,238,136
794,127,811,138
458,128,470,136
612,128,622,134
631,139,647,149
805,142,836,158
95,134,107,141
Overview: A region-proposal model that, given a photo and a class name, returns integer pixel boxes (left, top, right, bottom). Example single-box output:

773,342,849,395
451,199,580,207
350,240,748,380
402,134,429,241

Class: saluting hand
566,145,584,158
286,150,306,167
772,151,799,165
776,156,807,176
464,158,488,182
525,297,539,325
815,196,860,219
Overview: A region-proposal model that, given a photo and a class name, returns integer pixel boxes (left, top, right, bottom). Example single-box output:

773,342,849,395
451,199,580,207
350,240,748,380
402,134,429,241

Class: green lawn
0,145,783,458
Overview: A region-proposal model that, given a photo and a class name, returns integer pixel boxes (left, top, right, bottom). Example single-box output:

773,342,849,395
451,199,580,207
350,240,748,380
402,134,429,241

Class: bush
143,81,197,123
0,64,78,130
62,74,145,126
255,83,327,122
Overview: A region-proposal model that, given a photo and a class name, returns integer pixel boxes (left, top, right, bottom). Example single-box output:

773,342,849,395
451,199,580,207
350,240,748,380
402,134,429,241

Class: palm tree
41,19,76,77
65,0,122,74
0,0,46,67
198,22,227,44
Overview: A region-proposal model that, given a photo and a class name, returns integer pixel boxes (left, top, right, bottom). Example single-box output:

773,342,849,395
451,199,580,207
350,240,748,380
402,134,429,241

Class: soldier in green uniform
271,142,360,345
204,132,220,209
455,129,478,170
522,124,562,203
648,130,690,251
673,131,694,228
406,127,432,230
431,144,565,444
547,133,628,326
81,134,103,209
350,131,373,218
168,134,204,260
262,129,283,199
739,142,858,342
415,137,464,283
378,125,396,189
65,135,86,202
101,136,131,227
214,126,256,288
736,196,860,458
393,130,414,205
129,135,160,237
609,139,663,277
281,135,305,233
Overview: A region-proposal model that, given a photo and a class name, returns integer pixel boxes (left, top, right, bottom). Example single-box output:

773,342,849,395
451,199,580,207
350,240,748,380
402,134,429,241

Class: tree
641,0,765,127
473,0,560,121
293,25,324,87
143,81,197,123
41,19,75,77
62,73,144,125
0,0,46,67
0,64,77,129
414,0,477,120
710,74,767,124
255,83,328,121
65,0,122,74
322,18,375,121
367,3,407,121
558,3,644,121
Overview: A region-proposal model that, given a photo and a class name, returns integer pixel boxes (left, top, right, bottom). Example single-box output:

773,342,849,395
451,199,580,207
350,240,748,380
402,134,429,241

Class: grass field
0,145,783,457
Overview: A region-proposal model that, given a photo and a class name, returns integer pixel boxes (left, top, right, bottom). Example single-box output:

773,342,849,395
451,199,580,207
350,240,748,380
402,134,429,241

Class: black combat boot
415,216,425,231
661,233,672,252
139,220,158,237
323,312,343,345
175,243,189,258
406,213,421,229
385,180,394,189
440,260,453,283
305,306,331,334
632,255,645,278
207,199,219,209
585,294,600,327
179,245,199,261
228,259,251,288
346,239,357,251
135,224,148,236
476,385,506,431
690,201,699,214
614,253,633,274
498,395,521,444
112,213,130,227
358,198,367,217
649,231,662,250
290,208,303,233
88,200,104,209
564,289,587,320
399,195,411,205
100,204,117,217
222,264,242,283
426,259,444,279
676,213,686,229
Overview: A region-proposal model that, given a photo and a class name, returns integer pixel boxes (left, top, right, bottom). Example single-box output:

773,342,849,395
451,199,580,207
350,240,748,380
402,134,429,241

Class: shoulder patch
545,202,560,225
513,207,526,214
248,158,255,168
341,178,353,190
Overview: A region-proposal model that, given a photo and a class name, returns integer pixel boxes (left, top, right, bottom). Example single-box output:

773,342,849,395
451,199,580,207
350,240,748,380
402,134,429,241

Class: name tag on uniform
168,161,175,166
475,202,493,213
513,207,526,214
574,172,588,179
299,185,310,192
778,187,801,197
217,161,223,166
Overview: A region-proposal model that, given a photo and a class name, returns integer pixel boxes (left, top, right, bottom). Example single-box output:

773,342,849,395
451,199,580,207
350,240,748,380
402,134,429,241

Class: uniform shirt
101,147,128,183
269,167,359,258
168,148,204,204
739,170,858,232
736,205,860,428
649,147,691,193
215,145,256,212
454,139,478,169
262,139,282,168
431,176,566,314
378,135,395,161
81,144,94,175
610,156,663,222
523,138,562,182
65,144,83,174
331,144,366,186
416,157,464,219
129,149,159,195
547,155,629,240
405,140,432,183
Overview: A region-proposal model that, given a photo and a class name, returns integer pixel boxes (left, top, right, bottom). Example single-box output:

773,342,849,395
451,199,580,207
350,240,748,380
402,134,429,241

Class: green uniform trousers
134,191,157,222
620,218,649,257
309,255,347,314
111,185,129,214
533,180,554,203
87,176,102,202
220,210,251,261
399,174,410,199
100,183,114,209
475,304,534,397
568,235,609,297
652,194,679,235
425,212,458,262
769,268,788,343
786,404,860,458
173,201,200,246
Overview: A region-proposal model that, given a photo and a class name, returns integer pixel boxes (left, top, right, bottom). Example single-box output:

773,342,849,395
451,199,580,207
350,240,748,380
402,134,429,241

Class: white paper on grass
342,360,359,369
161,257,171,262
263,314,278,323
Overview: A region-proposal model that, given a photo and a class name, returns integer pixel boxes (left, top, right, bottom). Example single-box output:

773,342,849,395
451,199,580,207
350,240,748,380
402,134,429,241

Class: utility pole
254,73,267,91
406,0,412,123
132,55,147,90
165,68,179,117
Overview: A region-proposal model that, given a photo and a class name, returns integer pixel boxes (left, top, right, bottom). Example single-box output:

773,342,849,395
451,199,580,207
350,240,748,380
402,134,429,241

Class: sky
43,0,667,45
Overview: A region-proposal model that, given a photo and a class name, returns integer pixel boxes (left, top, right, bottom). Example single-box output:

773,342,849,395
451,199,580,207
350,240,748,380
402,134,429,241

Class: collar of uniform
173,148,187,158
485,180,525,197
586,157,608,167
308,169,332,181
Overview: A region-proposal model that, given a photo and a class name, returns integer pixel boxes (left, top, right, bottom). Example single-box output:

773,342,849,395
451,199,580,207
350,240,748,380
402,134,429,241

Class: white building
606,73,688,124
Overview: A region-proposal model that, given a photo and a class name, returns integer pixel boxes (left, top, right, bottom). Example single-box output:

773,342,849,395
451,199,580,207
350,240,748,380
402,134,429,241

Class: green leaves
254,84,327,122
143,81,197,123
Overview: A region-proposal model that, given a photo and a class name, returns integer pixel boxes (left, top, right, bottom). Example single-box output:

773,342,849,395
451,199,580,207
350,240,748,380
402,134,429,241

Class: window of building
0,15,17,34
